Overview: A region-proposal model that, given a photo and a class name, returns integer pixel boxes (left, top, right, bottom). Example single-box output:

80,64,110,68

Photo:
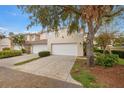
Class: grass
118,58,124,65
71,58,104,88
14,57,40,66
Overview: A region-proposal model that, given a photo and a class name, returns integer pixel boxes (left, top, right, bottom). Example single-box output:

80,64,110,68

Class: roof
25,39,47,45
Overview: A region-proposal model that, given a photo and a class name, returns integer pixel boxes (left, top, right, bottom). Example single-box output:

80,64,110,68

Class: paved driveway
14,55,80,85
0,67,81,88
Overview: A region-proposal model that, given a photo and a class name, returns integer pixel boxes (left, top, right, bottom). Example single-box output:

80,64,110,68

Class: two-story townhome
0,37,11,51
0,28,84,56
24,32,48,54
25,28,84,56
47,28,84,56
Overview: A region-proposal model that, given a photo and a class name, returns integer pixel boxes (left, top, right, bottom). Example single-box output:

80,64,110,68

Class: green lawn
118,58,124,65
14,57,40,66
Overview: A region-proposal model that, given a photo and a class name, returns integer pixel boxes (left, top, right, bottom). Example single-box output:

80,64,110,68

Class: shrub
0,50,22,59
94,52,102,58
21,48,26,53
38,51,50,57
96,54,119,67
94,49,124,58
94,49,103,53
2,48,11,51
112,50,124,58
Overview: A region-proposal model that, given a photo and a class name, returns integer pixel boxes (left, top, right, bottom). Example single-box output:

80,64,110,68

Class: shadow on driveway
0,67,82,88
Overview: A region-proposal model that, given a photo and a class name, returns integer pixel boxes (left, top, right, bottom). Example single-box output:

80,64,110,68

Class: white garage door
32,44,47,54
52,43,77,56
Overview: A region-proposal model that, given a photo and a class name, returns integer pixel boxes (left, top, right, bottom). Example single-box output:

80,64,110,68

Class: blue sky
0,5,124,35
0,5,42,35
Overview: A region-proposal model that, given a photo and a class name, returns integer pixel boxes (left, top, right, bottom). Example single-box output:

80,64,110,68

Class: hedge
39,51,50,57
21,48,26,53
94,49,124,58
112,50,124,58
94,49,103,53
2,48,11,51
0,50,22,59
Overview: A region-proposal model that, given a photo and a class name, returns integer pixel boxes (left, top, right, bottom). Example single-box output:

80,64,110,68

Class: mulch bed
76,59,124,88
89,65,124,88
77,58,124,88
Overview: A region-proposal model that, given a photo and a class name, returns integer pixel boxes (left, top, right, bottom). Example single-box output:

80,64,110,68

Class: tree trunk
86,21,95,67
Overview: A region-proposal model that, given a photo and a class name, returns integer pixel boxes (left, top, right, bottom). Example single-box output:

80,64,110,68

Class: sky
0,5,42,35
0,5,124,36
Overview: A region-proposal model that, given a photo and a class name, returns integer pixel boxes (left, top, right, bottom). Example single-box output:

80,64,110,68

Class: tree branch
94,23,100,34
104,8,124,18
59,5,81,16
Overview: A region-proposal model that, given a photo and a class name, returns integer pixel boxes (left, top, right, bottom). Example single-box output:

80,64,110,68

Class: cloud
0,27,8,31
8,12,21,16
9,12,26,17
11,13,19,16
24,30,39,33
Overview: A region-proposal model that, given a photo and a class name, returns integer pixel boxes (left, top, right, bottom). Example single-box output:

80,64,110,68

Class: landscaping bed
14,57,40,66
71,57,124,88
14,51,50,65
0,50,22,59
89,64,124,88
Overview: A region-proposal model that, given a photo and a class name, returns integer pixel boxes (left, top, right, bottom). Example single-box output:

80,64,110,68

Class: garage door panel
52,43,77,56
32,44,47,54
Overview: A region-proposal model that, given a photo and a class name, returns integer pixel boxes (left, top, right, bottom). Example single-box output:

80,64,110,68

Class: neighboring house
0,37,11,51
2,28,84,56
25,28,84,56
25,32,48,54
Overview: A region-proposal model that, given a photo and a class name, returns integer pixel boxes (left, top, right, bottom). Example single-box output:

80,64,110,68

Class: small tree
9,32,15,49
12,34,25,49
95,31,115,52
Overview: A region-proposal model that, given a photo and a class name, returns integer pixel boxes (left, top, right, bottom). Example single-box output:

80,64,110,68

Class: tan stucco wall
47,29,84,56
40,33,47,40
0,38,11,51
26,35,30,41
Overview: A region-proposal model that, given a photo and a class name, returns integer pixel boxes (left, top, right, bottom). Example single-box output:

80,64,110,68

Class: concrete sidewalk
0,54,38,68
